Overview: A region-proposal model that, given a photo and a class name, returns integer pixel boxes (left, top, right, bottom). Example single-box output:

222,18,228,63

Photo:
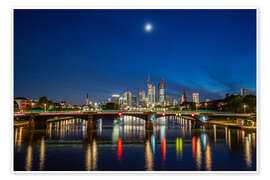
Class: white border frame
11,7,259,174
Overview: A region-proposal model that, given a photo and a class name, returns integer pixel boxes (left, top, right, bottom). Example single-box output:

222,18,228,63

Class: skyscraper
112,94,120,104
240,88,250,96
86,93,89,105
192,93,199,104
123,91,132,107
147,75,156,106
139,90,146,107
181,90,187,104
132,95,137,107
158,80,166,106
173,99,178,106
166,95,172,106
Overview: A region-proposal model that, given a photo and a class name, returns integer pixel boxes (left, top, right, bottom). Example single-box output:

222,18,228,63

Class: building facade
240,88,250,96
173,99,178,106
123,91,132,107
158,80,166,106
86,93,89,105
139,90,146,107
192,93,200,104
14,97,32,111
166,95,172,106
132,95,137,107
181,90,187,104
147,76,155,107
112,94,120,104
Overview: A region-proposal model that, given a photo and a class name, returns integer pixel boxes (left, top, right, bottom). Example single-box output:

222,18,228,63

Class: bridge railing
16,109,252,115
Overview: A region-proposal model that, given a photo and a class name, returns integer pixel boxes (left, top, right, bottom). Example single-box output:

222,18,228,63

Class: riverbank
47,116,74,122
14,120,29,127
208,120,256,131
14,116,74,127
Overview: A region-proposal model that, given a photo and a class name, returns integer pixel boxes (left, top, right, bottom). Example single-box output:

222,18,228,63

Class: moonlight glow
145,23,153,32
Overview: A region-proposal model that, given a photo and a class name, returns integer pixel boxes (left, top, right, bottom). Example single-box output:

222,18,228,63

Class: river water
14,116,256,171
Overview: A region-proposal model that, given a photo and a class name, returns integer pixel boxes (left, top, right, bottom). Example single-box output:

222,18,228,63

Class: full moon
145,23,153,32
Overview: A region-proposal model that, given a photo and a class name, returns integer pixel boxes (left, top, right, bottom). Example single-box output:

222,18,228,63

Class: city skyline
14,9,256,104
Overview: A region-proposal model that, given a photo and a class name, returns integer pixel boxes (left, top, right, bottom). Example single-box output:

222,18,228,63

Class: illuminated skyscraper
139,90,146,107
132,95,137,107
166,95,172,106
181,90,187,104
86,93,89,105
192,93,199,104
112,94,120,104
147,75,156,106
123,91,132,107
158,80,166,106
240,88,250,96
173,99,178,106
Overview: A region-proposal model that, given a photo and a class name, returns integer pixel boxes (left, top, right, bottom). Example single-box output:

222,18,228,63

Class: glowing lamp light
161,112,165,117
192,114,196,117
118,112,123,116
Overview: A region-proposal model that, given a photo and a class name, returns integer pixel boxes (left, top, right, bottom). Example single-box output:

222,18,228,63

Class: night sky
14,9,256,105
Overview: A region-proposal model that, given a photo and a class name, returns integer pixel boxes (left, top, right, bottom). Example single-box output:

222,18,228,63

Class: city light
118,112,123,116
162,138,166,161
192,136,196,158
117,138,123,161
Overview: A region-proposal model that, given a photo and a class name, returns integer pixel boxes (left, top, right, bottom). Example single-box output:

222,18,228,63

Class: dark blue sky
14,9,256,105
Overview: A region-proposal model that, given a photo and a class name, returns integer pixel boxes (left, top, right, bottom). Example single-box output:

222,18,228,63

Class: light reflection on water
14,115,256,171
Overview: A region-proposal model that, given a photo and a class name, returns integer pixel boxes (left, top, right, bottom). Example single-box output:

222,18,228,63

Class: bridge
14,110,255,130
14,110,255,118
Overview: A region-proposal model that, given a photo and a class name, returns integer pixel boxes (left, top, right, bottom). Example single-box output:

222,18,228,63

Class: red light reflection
162,138,166,160
117,138,122,160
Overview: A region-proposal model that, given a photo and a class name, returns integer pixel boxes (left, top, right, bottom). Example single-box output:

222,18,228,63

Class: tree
35,96,55,111
243,95,256,113
223,95,244,113
173,105,182,111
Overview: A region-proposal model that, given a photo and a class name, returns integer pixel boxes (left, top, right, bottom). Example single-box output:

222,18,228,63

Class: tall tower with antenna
86,93,89,105
181,90,187,104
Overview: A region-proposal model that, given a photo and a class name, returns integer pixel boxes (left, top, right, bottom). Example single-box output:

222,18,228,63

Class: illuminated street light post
243,104,247,113
31,102,34,113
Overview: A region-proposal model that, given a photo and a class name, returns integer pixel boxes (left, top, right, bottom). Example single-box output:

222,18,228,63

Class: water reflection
213,125,216,143
85,138,98,171
25,144,32,171
145,139,153,170
117,138,123,161
14,127,23,151
196,137,202,170
39,137,46,170
205,144,212,171
162,138,166,161
151,135,156,154
14,116,256,171
176,137,183,158
245,135,252,168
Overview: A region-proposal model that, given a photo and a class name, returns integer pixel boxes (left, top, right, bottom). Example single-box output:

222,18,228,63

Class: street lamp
31,102,34,113
243,104,247,113
44,104,47,112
